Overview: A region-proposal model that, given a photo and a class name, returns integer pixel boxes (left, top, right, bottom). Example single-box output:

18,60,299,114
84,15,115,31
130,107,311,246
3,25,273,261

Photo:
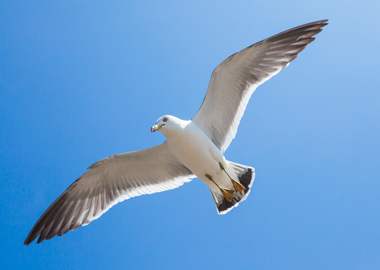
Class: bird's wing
192,20,328,152
24,142,195,245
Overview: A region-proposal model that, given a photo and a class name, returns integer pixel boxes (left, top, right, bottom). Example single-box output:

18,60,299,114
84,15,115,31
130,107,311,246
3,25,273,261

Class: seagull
24,20,328,245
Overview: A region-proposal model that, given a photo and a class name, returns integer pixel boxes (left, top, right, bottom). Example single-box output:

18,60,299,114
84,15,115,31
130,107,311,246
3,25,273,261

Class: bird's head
151,115,172,133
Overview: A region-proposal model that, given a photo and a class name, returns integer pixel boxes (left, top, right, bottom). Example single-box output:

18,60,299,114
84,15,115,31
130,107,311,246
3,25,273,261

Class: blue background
1,1,379,269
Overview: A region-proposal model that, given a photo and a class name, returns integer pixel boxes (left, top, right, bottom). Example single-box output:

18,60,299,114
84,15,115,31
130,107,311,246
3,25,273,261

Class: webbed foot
205,173,234,202
219,162,245,194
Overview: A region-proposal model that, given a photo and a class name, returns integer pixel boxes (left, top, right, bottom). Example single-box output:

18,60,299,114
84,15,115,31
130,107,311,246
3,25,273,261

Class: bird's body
24,20,328,245
161,116,234,191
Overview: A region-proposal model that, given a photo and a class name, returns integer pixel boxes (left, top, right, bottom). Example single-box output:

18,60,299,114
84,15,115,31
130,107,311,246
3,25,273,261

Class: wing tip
305,19,329,27
24,232,41,245
23,239,31,246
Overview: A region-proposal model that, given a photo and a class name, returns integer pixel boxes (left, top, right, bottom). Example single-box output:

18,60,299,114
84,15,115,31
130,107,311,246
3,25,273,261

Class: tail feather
210,161,255,215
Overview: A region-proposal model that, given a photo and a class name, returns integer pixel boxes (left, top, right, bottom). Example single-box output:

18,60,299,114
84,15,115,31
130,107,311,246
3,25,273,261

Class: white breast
161,120,234,190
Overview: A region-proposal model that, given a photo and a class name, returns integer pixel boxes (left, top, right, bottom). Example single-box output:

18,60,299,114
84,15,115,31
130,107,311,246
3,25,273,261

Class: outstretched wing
192,20,328,152
24,142,195,245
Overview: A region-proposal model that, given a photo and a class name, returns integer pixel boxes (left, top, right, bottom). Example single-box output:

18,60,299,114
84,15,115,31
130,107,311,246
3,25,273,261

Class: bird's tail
210,161,255,215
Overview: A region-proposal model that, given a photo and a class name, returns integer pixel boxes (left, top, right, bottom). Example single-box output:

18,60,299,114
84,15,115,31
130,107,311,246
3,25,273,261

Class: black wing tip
23,220,55,246
23,235,38,246
23,240,31,246
291,19,329,36
313,19,328,24
37,235,45,244
24,223,70,245
301,19,329,27
24,229,45,245
274,19,328,38
309,19,329,31
24,230,38,245
299,20,328,35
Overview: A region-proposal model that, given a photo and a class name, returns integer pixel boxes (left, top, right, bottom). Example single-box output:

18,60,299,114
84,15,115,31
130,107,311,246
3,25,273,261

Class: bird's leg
205,173,234,202
219,162,245,194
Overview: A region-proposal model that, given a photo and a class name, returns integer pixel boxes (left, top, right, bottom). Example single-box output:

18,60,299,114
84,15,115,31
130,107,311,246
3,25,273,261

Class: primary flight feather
24,20,328,245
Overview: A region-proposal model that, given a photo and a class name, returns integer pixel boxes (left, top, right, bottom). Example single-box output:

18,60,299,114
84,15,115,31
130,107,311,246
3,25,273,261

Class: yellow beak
151,124,163,132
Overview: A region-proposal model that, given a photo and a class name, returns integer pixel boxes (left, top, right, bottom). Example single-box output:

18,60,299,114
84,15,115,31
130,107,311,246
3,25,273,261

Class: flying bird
24,20,328,245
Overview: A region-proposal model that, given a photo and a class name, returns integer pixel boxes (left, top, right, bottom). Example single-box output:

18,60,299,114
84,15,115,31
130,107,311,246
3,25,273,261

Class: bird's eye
163,118,168,122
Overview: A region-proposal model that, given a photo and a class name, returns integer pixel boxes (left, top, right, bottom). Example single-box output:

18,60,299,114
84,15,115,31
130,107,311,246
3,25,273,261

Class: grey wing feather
192,20,328,152
24,142,195,245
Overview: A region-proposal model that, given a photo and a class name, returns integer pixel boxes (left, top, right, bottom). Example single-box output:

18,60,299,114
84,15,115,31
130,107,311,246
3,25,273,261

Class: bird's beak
151,124,163,132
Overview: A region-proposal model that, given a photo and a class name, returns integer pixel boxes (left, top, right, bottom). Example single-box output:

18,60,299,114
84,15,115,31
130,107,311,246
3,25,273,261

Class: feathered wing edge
24,143,195,245
193,20,328,152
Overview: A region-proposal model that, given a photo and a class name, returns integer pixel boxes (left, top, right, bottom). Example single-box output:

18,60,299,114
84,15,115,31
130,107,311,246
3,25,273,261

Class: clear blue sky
1,1,379,269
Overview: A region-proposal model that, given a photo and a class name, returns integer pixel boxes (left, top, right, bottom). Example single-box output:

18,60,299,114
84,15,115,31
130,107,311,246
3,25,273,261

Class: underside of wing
24,142,195,245
192,20,328,152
